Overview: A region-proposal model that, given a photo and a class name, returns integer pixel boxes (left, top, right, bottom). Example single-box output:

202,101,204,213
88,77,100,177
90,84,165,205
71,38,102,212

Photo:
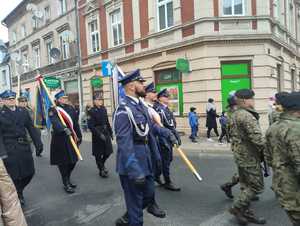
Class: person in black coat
49,90,82,194
206,98,219,141
87,95,113,178
0,90,43,205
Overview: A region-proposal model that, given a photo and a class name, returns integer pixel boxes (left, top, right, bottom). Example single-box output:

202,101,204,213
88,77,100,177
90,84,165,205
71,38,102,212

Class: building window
157,0,173,30
64,79,79,106
44,6,51,23
291,69,295,91
223,0,244,16
12,31,17,43
1,70,7,86
33,47,40,69
110,9,123,46
60,34,69,60
59,0,67,15
277,64,284,92
21,24,26,38
46,41,54,64
32,17,38,30
88,20,100,53
22,52,29,72
288,0,295,33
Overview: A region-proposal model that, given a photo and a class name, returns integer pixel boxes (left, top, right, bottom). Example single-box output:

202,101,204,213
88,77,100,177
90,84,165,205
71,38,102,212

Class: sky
0,0,22,42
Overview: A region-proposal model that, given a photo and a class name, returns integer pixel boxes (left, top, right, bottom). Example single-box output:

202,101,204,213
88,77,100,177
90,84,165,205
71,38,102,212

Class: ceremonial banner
112,65,126,107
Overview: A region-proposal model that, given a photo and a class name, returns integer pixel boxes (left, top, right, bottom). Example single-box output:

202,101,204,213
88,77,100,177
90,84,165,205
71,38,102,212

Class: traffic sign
101,61,113,77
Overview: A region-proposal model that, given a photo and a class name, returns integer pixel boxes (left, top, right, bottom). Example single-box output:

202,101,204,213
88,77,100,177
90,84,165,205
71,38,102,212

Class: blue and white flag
112,65,126,108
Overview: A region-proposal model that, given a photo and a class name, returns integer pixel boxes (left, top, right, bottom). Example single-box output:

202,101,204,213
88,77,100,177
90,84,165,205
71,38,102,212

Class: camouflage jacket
268,110,281,126
265,112,300,210
229,107,265,167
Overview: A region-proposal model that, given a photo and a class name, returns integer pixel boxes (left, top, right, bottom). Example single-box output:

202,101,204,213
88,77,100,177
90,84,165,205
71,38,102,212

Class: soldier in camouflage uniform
228,89,266,225
268,92,288,126
220,95,240,199
265,92,300,226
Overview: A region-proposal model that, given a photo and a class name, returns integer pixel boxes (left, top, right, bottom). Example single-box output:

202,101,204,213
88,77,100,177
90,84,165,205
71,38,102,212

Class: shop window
155,68,183,116
220,61,251,111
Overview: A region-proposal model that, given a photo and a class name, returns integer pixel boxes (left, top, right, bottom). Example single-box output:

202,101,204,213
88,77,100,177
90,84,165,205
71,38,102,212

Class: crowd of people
0,68,299,226
188,98,231,144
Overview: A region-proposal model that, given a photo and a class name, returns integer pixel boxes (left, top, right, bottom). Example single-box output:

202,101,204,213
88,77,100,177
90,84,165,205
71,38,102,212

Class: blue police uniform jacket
114,96,170,179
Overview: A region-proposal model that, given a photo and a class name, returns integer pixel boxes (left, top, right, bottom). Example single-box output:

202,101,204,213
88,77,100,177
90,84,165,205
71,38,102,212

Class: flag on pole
112,65,126,107
34,81,53,129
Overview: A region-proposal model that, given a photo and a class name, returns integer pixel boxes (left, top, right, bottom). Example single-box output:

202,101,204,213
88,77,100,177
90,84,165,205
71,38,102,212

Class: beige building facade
2,0,82,107
78,0,300,132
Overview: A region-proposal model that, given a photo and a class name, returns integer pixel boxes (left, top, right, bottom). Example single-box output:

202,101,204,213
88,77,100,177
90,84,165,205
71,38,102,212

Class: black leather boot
229,206,249,225
164,178,181,191
243,208,266,224
115,212,129,226
220,183,234,199
147,202,166,218
18,192,25,206
63,177,75,194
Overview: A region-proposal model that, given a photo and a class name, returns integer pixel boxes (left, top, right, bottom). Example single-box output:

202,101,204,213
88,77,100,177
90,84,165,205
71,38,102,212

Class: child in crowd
218,111,229,144
188,107,199,143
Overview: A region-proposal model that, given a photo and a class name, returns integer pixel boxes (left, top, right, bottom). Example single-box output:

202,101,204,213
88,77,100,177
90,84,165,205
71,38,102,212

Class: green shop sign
43,77,61,89
176,58,190,73
91,76,103,88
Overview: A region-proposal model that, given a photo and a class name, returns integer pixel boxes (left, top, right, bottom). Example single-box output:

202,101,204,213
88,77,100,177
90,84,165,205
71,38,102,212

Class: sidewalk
82,132,231,154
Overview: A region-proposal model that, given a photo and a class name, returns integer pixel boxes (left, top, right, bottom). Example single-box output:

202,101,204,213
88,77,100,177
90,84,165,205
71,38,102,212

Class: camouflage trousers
233,164,264,209
0,159,27,226
286,211,300,226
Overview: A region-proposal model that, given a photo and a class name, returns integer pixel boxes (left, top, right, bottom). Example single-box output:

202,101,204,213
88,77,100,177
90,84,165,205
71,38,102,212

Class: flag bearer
49,90,82,194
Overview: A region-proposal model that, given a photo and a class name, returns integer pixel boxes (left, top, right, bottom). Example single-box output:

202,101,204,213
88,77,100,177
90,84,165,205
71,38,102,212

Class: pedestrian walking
228,89,266,225
87,95,113,178
49,90,82,194
114,70,175,226
265,92,300,226
154,88,181,191
0,90,43,206
218,111,229,144
206,98,219,141
188,107,198,143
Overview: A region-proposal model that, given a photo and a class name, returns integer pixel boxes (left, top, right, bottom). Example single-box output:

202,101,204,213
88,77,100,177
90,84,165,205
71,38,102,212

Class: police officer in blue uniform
114,70,177,226
0,90,43,205
87,94,113,178
154,89,181,191
49,90,82,194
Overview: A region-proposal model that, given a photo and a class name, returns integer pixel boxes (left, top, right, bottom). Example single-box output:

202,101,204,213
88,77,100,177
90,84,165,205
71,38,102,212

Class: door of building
221,61,251,111
155,68,183,116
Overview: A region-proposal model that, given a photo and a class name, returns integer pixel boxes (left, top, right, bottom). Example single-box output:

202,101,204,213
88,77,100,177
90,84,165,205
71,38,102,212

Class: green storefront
155,69,183,116
221,61,252,111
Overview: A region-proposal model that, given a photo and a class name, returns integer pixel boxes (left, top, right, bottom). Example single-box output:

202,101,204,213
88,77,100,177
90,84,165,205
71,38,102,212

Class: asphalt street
23,139,292,226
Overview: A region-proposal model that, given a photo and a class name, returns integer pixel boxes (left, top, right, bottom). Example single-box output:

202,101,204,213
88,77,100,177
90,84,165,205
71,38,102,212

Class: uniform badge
140,124,145,130
49,110,54,116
